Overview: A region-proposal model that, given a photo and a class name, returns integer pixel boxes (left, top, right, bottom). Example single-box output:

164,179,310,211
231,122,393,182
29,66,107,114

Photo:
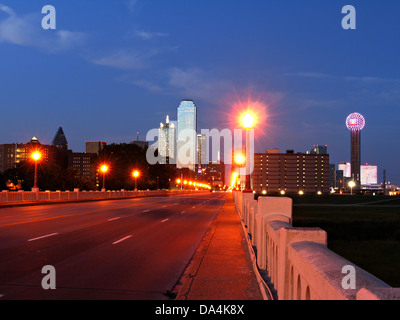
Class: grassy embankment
257,194,400,287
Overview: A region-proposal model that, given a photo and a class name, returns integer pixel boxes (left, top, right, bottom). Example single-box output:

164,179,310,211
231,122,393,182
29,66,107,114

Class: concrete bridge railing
0,189,201,204
232,190,400,300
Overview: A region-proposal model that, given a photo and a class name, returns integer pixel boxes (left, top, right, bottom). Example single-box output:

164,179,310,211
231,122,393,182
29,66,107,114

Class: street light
348,180,356,195
242,113,254,129
242,112,254,193
132,170,140,191
100,165,108,191
31,151,41,192
234,153,245,166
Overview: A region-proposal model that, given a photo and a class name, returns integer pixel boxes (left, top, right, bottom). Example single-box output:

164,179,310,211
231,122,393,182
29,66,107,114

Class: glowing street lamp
242,113,254,129
31,151,41,191
348,180,356,195
100,165,108,191
132,170,140,191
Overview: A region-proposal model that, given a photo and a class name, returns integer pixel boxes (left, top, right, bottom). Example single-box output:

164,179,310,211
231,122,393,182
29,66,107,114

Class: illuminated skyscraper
346,112,366,187
177,99,197,171
158,115,176,164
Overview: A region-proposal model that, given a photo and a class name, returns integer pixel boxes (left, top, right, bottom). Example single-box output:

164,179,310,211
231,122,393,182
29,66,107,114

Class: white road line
112,235,132,245
161,219,169,223
28,233,58,242
142,210,150,213
108,217,120,221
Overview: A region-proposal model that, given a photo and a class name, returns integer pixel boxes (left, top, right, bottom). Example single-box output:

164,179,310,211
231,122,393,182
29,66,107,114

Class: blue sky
0,1,399,184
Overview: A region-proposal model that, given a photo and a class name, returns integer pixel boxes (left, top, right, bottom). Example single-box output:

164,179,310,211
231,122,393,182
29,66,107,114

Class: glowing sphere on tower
346,112,365,131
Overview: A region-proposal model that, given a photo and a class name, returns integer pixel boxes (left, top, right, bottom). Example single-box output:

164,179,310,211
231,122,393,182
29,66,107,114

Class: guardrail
232,190,400,300
0,189,202,204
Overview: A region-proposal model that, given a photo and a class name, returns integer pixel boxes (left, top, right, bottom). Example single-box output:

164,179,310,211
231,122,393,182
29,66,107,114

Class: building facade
252,149,330,194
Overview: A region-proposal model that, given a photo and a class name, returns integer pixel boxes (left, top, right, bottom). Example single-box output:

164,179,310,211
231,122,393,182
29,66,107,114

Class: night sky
1,1,399,184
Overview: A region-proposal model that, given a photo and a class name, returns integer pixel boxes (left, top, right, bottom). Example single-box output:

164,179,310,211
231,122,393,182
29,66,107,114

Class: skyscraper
177,99,197,171
158,115,176,164
196,133,208,174
346,112,365,187
52,126,68,150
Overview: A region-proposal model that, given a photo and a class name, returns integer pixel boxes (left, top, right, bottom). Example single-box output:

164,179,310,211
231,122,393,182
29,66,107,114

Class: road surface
0,192,227,300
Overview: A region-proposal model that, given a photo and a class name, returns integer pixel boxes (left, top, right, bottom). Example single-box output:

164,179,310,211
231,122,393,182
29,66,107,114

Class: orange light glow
100,165,108,173
234,153,245,166
231,172,238,188
31,151,41,161
176,179,181,184
132,170,140,178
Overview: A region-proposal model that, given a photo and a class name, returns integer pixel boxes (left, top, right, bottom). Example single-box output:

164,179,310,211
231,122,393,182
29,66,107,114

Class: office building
0,144,17,172
252,149,330,194
196,133,208,174
158,115,176,164
68,152,97,180
338,162,351,178
307,145,328,154
177,99,197,171
204,161,225,187
52,126,68,150
86,141,106,154
361,164,378,185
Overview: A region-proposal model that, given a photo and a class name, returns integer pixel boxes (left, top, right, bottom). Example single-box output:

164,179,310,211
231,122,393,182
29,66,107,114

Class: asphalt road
0,192,227,300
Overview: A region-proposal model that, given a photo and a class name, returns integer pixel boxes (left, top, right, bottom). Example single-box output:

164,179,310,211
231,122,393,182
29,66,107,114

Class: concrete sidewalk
175,193,267,300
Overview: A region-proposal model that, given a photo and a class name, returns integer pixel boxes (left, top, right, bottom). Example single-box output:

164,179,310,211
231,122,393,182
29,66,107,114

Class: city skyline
0,1,399,184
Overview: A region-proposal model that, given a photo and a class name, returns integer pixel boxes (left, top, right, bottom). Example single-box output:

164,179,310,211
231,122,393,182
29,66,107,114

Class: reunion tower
346,112,366,187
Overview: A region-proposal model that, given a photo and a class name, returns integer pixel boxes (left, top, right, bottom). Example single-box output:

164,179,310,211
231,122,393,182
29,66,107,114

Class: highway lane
0,192,227,299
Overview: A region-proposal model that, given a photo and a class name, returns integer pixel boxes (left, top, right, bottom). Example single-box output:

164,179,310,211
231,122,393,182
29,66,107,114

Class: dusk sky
1,1,399,184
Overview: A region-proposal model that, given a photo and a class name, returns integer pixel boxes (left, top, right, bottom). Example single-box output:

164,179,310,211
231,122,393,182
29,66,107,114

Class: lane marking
108,217,120,221
112,235,132,245
0,199,173,228
161,219,169,223
142,210,150,213
28,233,58,242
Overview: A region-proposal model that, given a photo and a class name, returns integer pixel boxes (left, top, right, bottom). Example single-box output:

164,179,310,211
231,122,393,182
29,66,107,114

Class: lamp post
132,170,140,191
242,113,254,193
31,151,41,192
100,165,108,191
